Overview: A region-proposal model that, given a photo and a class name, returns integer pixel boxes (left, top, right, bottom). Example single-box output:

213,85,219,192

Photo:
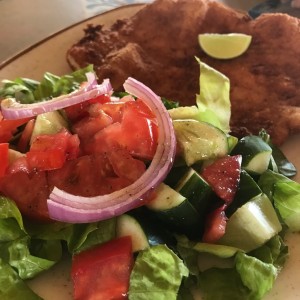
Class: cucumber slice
146,183,204,239
128,207,177,248
175,168,213,215
173,119,228,166
226,170,262,217
164,165,190,188
116,214,149,252
231,135,272,175
219,193,282,252
30,111,68,143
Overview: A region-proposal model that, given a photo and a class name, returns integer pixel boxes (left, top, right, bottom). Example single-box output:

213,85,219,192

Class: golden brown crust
67,0,300,145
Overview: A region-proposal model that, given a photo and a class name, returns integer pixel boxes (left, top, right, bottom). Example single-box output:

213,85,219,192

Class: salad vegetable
0,61,299,300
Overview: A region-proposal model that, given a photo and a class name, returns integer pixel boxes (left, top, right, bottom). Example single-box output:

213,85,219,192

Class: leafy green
259,129,297,177
161,97,179,110
199,267,250,300
177,233,287,300
26,218,116,254
0,65,93,103
196,58,231,133
128,245,188,300
273,181,300,231
0,196,116,299
258,169,291,201
258,170,300,231
0,259,42,300
235,252,277,299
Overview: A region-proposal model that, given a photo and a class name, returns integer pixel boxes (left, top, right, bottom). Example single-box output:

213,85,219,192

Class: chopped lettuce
0,196,117,299
128,245,188,300
259,129,297,178
178,235,287,300
0,259,42,300
258,170,300,231
0,65,94,103
196,58,231,133
273,181,300,231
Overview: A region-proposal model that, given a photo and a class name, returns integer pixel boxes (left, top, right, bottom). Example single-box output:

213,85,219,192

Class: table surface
0,0,265,64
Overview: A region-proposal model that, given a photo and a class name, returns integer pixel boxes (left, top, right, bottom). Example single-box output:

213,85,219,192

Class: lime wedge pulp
198,33,252,59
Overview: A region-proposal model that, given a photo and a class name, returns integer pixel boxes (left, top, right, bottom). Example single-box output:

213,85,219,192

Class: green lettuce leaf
258,169,291,201
0,65,93,103
128,244,188,300
196,58,231,133
235,252,278,299
179,234,287,300
258,170,300,231
199,267,250,300
26,218,116,254
0,259,42,300
273,181,300,231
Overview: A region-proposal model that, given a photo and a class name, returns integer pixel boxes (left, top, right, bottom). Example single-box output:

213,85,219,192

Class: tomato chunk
0,170,50,222
0,114,31,143
27,129,80,171
202,204,227,243
0,143,9,178
201,155,242,204
71,236,133,300
86,99,158,160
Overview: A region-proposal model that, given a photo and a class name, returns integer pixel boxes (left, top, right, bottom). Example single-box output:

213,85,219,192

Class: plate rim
0,3,145,71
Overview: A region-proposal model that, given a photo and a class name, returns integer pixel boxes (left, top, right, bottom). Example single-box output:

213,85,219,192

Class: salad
0,61,299,300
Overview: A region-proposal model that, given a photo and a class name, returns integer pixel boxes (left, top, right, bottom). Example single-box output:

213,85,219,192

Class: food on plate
1,62,300,299
67,0,300,145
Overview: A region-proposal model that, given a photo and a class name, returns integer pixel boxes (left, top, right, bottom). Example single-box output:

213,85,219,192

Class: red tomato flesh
27,129,80,171
0,116,31,143
0,96,157,222
71,236,133,300
202,204,228,243
0,143,9,178
83,99,158,160
201,155,242,204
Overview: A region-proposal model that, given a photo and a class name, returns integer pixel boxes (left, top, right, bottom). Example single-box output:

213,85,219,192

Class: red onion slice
1,73,112,119
47,77,176,223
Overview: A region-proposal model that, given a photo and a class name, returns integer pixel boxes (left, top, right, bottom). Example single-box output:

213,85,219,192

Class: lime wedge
198,33,252,59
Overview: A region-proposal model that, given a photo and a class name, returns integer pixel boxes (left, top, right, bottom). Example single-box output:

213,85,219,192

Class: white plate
1,3,300,300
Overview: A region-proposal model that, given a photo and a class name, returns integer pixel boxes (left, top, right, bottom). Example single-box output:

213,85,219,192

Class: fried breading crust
67,0,300,145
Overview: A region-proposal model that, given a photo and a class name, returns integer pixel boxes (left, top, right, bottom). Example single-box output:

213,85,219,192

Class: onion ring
47,77,176,223
1,73,112,119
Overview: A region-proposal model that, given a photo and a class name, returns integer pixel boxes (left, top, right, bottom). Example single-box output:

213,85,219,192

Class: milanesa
67,0,300,145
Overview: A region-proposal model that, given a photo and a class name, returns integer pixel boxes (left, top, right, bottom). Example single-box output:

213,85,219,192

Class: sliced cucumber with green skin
175,168,213,216
219,193,282,252
173,119,228,166
226,170,262,217
231,135,272,175
116,214,149,252
128,207,177,248
146,183,205,240
164,165,190,188
30,111,68,143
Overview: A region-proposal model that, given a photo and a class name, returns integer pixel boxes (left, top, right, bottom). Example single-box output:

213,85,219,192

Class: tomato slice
0,143,9,178
27,129,80,171
47,154,121,196
71,236,133,300
202,204,227,243
0,116,31,143
0,170,50,221
107,147,146,182
201,155,242,204
86,99,158,160
64,94,111,122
